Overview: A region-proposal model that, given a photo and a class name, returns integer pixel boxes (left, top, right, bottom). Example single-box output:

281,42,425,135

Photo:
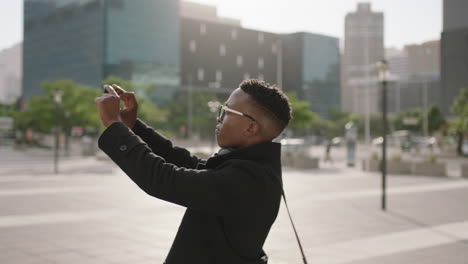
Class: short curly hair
239,79,292,134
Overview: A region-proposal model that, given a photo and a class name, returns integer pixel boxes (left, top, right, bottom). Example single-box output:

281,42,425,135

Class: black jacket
98,120,283,264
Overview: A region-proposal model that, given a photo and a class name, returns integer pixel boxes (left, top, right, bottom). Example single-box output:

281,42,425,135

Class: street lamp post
53,91,62,174
377,60,389,211
422,80,429,137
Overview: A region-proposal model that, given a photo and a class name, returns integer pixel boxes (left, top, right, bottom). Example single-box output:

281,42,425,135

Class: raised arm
98,122,260,215
132,119,203,169
109,84,203,168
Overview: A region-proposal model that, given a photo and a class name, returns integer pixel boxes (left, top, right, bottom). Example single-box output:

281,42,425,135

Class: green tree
165,91,219,138
13,80,101,149
427,104,446,134
286,92,319,134
391,109,423,134
328,108,350,122
15,80,101,132
324,108,361,139
450,88,468,155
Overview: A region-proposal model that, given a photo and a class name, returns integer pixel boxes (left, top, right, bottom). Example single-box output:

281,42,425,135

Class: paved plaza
0,147,468,263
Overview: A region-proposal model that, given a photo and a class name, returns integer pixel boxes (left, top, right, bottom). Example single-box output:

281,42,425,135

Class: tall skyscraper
342,3,384,114
23,0,180,104
0,44,22,104
441,0,468,114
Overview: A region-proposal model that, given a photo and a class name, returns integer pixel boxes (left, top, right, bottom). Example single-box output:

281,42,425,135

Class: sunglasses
218,105,256,122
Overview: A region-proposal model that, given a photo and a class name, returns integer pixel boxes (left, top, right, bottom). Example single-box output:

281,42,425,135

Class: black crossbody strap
282,189,308,264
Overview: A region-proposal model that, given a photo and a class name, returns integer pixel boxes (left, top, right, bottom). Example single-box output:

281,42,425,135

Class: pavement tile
1,151,468,263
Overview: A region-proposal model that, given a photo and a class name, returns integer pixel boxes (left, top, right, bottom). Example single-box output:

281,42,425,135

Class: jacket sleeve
99,122,258,216
131,119,204,169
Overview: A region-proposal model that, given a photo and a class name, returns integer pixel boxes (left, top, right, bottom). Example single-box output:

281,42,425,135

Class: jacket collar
206,141,282,169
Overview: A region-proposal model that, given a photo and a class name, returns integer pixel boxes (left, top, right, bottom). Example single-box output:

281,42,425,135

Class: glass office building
23,0,180,104
283,32,340,117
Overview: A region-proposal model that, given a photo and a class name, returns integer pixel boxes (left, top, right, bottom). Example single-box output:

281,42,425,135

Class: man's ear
244,121,260,137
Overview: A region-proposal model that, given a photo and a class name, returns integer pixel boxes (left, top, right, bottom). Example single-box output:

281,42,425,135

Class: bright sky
0,0,442,51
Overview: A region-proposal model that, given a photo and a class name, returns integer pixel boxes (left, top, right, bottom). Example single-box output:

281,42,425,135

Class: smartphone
103,85,110,94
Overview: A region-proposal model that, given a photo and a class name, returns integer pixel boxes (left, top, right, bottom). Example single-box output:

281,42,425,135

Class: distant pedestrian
95,79,292,263
324,139,334,164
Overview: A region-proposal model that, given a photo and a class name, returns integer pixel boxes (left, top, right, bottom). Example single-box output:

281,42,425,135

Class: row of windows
188,41,268,69
197,23,266,44
188,39,278,55
195,68,264,82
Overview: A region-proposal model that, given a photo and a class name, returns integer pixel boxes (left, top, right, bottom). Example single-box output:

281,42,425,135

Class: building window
200,23,207,35
236,55,243,67
189,40,196,53
244,73,250,80
272,43,277,54
258,33,264,44
258,74,264,81
219,44,226,56
197,68,205,81
258,57,264,69
216,70,223,82
231,29,238,40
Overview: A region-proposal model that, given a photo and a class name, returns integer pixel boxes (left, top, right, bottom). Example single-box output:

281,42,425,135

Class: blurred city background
0,0,468,263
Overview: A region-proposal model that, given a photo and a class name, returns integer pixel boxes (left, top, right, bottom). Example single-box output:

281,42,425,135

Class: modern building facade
179,1,341,117
386,81,442,114
23,0,341,116
180,14,341,117
23,0,180,104
385,47,408,81
441,0,468,114
342,3,384,114
385,43,442,114
405,40,440,81
180,16,279,93
282,33,340,117
180,1,240,27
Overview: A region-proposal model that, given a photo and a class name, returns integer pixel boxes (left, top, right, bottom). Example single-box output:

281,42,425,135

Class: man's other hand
95,85,121,127
111,84,138,129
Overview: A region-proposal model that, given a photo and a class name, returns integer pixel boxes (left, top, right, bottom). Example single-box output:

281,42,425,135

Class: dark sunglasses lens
218,107,225,121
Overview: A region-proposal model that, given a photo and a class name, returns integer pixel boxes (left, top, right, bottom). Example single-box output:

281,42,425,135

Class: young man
95,79,292,264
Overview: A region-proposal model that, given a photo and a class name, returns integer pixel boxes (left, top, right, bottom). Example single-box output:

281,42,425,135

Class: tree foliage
391,108,423,133
14,80,101,133
450,87,468,155
320,108,361,139
451,88,468,132
427,105,445,134
165,91,219,138
286,92,319,132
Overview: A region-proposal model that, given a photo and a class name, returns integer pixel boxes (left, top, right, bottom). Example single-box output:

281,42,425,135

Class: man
95,79,292,263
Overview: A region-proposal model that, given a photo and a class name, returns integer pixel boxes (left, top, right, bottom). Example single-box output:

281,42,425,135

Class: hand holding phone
102,84,138,128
